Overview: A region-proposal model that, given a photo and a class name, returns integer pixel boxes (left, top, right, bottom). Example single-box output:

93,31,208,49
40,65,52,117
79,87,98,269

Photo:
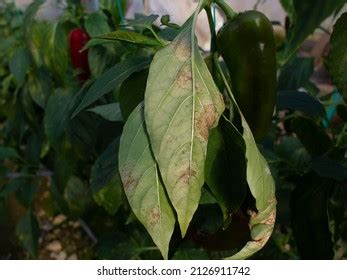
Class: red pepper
69,28,90,82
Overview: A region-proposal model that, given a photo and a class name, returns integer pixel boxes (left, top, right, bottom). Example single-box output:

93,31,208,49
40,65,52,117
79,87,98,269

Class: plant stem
215,0,237,21
149,27,167,46
205,7,217,53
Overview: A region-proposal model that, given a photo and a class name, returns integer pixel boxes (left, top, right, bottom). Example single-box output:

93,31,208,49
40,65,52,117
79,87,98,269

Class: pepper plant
1,0,347,260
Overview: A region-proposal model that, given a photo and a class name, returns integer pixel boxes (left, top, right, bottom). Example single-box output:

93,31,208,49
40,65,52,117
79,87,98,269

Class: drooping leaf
96,30,163,47
205,118,247,222
9,47,31,85
282,0,346,63
144,19,225,236
277,90,325,118
15,209,39,257
328,12,347,103
88,103,123,122
215,54,276,259
72,56,151,117
118,103,175,259
91,139,123,215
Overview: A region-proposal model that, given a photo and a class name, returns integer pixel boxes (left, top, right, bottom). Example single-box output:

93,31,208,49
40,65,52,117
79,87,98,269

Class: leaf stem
149,27,167,46
215,0,238,21
205,6,217,53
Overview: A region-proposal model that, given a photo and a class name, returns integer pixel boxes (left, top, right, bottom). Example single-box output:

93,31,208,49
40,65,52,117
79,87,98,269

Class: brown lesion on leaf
147,206,161,226
120,163,138,198
268,196,277,205
195,104,217,141
178,167,197,185
263,210,276,226
252,232,271,247
176,65,192,89
173,38,191,62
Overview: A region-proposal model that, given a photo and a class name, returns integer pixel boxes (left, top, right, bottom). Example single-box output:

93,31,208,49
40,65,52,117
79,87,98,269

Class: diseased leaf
118,103,175,259
215,56,276,260
328,13,347,103
144,20,225,236
88,103,123,122
72,56,151,117
225,114,276,260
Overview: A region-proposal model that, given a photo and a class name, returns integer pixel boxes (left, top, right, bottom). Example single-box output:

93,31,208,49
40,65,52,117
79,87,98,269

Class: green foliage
15,209,39,258
282,0,346,63
119,103,175,259
1,0,346,260
72,56,151,117
328,12,347,103
91,138,123,215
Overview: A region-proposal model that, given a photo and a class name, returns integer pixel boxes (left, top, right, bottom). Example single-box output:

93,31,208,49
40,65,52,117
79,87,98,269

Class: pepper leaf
72,56,151,118
87,103,123,122
282,0,345,64
214,57,276,259
96,30,164,47
328,12,347,103
118,103,175,259
144,14,225,236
